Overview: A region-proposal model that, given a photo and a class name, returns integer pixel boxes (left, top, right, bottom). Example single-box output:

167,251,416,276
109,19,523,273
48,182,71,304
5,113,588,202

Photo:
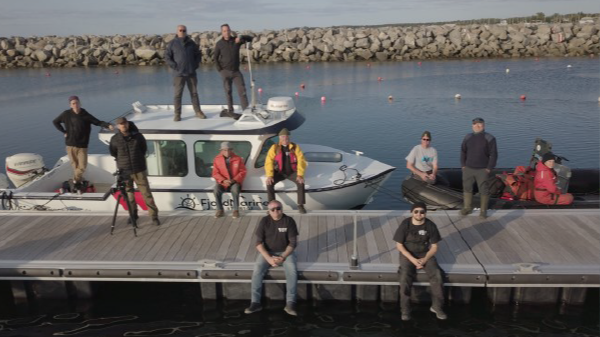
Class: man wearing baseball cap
460,117,498,219
212,141,247,219
53,96,113,192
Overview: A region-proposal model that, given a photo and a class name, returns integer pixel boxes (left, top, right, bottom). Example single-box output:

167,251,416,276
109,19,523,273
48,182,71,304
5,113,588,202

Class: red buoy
321,96,326,102
300,83,305,90
258,88,263,95
306,65,310,70
417,61,422,66
377,77,383,81
295,92,299,97
520,95,526,100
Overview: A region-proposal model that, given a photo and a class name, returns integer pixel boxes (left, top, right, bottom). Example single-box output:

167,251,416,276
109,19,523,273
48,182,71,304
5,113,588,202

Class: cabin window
255,136,278,168
194,141,252,177
304,152,343,163
146,140,188,177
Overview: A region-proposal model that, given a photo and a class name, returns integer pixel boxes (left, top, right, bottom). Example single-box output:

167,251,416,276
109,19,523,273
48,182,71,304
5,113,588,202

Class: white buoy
506,68,510,73
567,65,572,68
455,94,462,99
388,95,393,101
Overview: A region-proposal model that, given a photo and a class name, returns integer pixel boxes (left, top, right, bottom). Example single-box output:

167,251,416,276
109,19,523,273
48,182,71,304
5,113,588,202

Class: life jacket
497,166,535,200
274,143,298,173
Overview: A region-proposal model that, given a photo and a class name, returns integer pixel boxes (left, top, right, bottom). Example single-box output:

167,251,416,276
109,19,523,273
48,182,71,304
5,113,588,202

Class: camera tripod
110,170,138,236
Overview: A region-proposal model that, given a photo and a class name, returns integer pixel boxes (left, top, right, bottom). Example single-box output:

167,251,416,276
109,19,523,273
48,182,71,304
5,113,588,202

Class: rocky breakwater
0,22,598,68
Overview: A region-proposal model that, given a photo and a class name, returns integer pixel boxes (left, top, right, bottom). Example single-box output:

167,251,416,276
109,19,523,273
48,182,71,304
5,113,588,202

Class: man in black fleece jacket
53,96,113,187
460,117,498,219
110,117,160,226
214,23,253,119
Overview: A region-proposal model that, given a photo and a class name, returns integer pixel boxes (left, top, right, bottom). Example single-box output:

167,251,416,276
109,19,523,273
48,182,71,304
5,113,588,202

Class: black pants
399,254,444,313
267,172,305,205
173,75,201,115
220,70,249,112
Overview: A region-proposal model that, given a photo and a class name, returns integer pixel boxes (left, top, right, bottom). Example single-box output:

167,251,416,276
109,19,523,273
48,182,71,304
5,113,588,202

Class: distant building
579,17,596,24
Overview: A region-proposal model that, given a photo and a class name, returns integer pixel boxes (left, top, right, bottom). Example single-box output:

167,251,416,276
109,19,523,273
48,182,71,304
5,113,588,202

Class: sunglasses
413,210,426,214
179,29,186,32
422,138,431,141
269,207,282,211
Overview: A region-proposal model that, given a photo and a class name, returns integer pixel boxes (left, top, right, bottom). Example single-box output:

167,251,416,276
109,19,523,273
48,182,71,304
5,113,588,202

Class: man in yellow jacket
265,128,307,213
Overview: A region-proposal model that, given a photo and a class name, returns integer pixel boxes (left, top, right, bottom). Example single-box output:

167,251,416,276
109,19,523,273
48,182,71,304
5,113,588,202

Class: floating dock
0,209,598,305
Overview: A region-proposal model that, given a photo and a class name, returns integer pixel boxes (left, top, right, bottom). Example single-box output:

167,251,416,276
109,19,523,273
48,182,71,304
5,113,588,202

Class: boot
479,195,489,219
195,110,207,119
173,114,181,122
127,210,139,225
460,192,473,215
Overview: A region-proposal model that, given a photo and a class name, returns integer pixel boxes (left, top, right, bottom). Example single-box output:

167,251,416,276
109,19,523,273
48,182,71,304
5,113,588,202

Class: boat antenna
246,42,256,110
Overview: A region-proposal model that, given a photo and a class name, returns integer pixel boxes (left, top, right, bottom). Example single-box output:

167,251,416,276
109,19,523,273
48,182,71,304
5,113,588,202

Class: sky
0,0,598,37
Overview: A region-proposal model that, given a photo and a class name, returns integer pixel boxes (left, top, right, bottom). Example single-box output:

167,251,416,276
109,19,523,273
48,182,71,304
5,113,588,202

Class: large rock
32,49,50,62
135,48,157,60
355,49,373,60
375,51,389,61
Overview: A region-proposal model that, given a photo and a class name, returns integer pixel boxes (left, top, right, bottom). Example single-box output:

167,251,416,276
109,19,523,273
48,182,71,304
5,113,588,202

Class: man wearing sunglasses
406,131,438,184
394,202,446,321
460,117,497,219
245,200,299,316
165,24,206,122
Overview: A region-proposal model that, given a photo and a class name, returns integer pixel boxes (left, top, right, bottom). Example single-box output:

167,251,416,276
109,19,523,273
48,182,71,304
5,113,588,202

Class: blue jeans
250,251,298,304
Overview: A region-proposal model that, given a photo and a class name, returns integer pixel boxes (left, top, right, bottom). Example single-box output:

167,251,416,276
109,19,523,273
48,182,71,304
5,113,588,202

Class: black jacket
165,36,202,77
460,132,498,170
109,123,147,175
53,108,109,148
214,35,253,72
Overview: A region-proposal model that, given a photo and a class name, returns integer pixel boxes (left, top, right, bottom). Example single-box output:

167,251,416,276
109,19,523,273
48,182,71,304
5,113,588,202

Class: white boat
0,97,395,213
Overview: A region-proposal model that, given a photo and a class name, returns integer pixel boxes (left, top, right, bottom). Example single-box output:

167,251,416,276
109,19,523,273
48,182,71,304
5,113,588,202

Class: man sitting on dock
394,202,447,321
265,128,307,213
245,200,299,316
460,117,497,219
109,117,160,226
211,142,247,219
53,95,113,193
406,131,438,184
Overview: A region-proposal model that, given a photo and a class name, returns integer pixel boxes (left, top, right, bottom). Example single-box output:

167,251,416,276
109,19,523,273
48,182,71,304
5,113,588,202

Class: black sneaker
152,217,161,226
430,307,448,320
127,215,139,225
298,205,307,214
284,302,297,316
244,302,262,314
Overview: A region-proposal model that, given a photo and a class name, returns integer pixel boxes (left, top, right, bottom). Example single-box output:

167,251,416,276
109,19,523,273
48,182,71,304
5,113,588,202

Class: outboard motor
0,173,9,189
5,153,46,188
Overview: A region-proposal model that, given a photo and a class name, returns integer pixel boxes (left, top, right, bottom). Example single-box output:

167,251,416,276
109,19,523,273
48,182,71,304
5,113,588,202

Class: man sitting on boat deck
460,117,498,219
109,117,160,226
52,95,113,193
213,23,253,120
394,202,447,321
265,128,307,214
406,131,438,184
245,200,299,316
211,142,247,219
534,152,574,205
165,24,206,122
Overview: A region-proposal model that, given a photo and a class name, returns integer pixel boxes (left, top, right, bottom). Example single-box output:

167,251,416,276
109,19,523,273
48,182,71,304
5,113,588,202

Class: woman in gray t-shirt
405,131,438,184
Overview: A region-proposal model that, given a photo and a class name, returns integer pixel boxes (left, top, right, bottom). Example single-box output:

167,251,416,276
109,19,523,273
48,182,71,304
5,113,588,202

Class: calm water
0,58,599,209
0,282,598,337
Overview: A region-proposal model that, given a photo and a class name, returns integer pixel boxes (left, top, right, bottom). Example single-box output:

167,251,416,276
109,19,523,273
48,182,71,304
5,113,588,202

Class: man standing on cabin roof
109,117,160,226
406,131,438,184
165,24,206,122
245,200,299,316
265,128,307,214
213,23,253,120
460,117,498,219
394,202,447,321
53,96,113,192
212,142,247,219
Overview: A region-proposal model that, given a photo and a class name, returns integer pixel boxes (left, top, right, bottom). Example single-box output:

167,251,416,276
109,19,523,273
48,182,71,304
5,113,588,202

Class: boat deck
0,209,597,292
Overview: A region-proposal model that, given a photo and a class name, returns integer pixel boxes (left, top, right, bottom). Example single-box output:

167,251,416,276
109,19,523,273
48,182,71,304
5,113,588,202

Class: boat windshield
255,136,278,168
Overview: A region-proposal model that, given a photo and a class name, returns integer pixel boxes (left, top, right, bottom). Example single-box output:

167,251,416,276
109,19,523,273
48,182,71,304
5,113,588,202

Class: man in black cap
53,95,113,192
265,128,307,213
109,117,160,226
460,117,498,219
214,23,253,119
165,24,206,122
394,202,446,321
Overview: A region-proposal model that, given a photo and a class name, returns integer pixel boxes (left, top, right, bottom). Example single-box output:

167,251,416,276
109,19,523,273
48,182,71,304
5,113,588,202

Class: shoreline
0,22,598,69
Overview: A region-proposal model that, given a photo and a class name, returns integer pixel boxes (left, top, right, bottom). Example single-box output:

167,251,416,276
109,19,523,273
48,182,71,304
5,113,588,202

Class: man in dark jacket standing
109,117,160,226
165,24,206,122
214,24,253,119
53,95,113,190
460,117,498,219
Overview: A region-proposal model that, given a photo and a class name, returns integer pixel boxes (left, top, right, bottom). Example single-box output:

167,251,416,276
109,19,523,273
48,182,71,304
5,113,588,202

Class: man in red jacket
212,142,247,218
534,152,573,205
